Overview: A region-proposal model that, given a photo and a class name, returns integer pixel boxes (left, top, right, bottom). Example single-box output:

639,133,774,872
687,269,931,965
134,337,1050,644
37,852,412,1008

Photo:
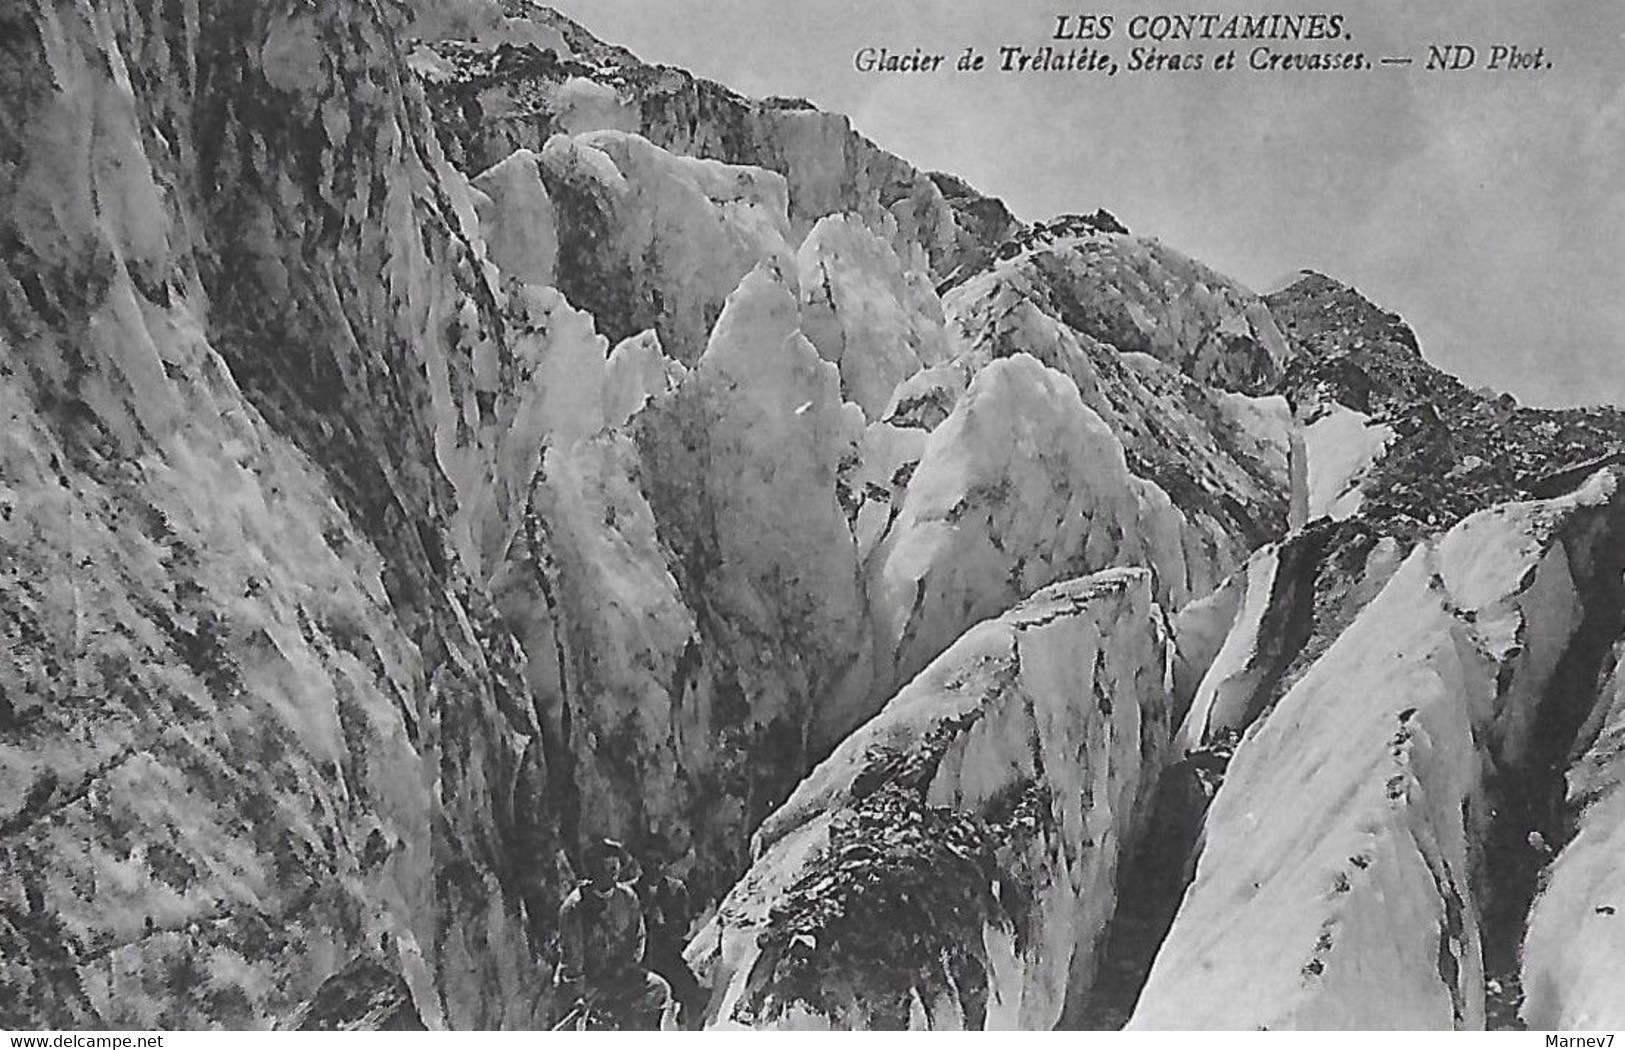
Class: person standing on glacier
552,839,675,1030
629,837,707,1028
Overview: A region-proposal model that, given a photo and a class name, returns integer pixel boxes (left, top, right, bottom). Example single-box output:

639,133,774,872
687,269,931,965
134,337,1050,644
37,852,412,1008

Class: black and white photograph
1,0,1622,1034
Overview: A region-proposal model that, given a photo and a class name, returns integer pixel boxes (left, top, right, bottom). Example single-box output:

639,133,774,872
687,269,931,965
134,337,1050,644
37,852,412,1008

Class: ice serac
604,264,871,875
1295,403,1396,525
1173,543,1290,753
486,256,882,907
796,214,950,419
1171,522,1405,754
470,149,559,288
1131,470,1625,1030
418,9,1023,283
1,0,556,1027
490,428,729,886
848,422,929,564
974,218,1291,393
945,235,1291,562
867,354,1196,705
537,130,794,363
691,570,1173,1030
882,361,972,432
455,282,610,575
602,329,683,429
1521,638,1625,1029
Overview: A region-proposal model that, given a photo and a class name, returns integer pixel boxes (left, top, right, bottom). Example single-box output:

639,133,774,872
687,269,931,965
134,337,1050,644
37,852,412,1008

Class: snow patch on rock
1295,404,1396,526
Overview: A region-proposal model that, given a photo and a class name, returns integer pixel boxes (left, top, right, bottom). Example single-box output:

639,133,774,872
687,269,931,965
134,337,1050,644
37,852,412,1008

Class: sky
546,0,1625,408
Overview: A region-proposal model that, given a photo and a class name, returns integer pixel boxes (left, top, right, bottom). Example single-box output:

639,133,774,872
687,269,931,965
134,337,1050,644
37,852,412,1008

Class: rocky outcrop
285,959,427,1031
691,570,1173,1029
1269,272,1625,543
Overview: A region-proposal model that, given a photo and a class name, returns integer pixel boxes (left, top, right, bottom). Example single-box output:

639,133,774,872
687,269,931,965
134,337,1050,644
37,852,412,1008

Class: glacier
1,0,1622,1032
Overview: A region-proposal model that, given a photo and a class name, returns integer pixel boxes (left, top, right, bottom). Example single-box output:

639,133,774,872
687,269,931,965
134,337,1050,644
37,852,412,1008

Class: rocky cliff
1,0,1620,1031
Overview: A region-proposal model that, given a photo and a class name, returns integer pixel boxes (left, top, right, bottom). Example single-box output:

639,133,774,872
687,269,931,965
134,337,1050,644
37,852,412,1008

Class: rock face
3,0,1622,1033
691,570,1172,1030
1269,271,1625,543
